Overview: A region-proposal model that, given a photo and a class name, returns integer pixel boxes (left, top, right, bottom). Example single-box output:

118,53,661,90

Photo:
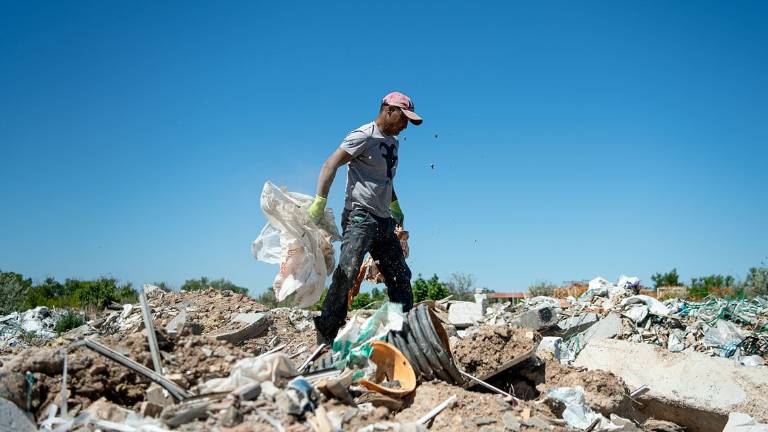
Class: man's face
382,106,409,136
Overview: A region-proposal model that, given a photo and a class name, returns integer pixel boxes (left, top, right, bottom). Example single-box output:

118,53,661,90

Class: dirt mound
241,308,318,362
538,352,631,416
452,326,537,378
396,380,562,432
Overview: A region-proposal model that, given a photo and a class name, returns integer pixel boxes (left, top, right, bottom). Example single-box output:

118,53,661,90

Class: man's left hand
390,200,404,226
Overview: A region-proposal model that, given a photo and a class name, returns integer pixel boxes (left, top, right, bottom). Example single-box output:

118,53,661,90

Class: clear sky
1,1,766,296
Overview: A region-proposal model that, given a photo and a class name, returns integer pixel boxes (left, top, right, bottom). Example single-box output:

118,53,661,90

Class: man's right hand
308,195,327,224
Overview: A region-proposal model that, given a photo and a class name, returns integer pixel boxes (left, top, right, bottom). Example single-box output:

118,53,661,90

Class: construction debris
0,277,765,432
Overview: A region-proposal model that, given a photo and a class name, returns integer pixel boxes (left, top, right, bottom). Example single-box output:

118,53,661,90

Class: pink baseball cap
382,91,423,125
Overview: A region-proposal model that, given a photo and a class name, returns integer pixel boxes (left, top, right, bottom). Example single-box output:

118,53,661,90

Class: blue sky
1,1,766,296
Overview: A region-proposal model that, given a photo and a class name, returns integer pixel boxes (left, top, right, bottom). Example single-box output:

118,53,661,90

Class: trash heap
0,306,69,354
1,281,767,432
443,275,768,431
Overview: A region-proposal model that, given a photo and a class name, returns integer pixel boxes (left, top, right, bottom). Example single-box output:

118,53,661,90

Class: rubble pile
0,280,766,432
0,306,70,354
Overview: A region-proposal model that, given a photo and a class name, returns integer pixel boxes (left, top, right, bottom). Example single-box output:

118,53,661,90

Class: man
307,91,423,345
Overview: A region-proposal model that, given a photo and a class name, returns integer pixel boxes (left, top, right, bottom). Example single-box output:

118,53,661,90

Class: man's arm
316,147,354,198
308,148,354,224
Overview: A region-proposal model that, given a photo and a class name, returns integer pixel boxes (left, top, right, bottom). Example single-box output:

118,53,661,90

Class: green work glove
308,195,327,224
390,200,404,226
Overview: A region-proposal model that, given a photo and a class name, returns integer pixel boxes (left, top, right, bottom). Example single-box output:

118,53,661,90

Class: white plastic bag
547,387,622,430
252,181,341,308
199,353,298,393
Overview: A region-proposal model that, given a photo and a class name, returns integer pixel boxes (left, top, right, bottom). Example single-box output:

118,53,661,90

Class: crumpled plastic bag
547,387,622,430
252,181,341,308
621,295,671,317
668,329,686,352
333,302,404,370
199,353,299,393
703,320,745,357
623,304,649,323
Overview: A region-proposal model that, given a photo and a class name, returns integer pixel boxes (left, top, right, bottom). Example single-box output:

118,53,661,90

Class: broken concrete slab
557,313,598,336
585,312,622,341
508,306,558,330
0,397,36,432
574,338,768,432
723,412,768,432
213,312,270,344
447,302,482,328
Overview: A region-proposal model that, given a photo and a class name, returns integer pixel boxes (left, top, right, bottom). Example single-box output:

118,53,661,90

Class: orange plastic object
359,340,417,397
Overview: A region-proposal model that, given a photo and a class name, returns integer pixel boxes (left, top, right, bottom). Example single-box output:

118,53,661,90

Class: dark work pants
315,207,413,341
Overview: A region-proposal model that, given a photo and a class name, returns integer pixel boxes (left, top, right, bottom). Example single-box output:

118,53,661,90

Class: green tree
742,265,768,297
350,292,373,310
70,277,137,308
24,277,64,309
370,287,387,302
0,270,32,314
412,274,429,303
181,277,249,296
651,269,682,289
426,274,450,301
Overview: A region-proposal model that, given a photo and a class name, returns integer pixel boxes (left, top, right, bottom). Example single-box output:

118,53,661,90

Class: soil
395,380,563,432
452,326,537,378
241,308,318,363
537,352,631,417
147,288,270,336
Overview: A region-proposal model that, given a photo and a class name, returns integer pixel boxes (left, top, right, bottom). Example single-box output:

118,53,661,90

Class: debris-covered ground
1,280,767,432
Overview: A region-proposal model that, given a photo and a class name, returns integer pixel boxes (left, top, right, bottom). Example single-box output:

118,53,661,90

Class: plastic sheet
546,386,621,430
333,302,404,370
703,320,745,357
252,181,341,308
199,353,299,393
621,295,671,317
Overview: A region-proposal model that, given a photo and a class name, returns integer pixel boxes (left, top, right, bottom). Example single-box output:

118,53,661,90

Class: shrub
350,292,373,310
181,277,249,296
0,271,32,314
54,312,86,334
689,274,735,299
528,282,557,297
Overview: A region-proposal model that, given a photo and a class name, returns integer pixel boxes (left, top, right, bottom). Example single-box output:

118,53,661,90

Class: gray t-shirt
340,121,399,218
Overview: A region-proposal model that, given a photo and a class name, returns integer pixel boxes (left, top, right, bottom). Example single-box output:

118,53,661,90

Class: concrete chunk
724,412,768,432
557,313,598,335
213,312,270,344
0,397,36,432
509,306,558,330
448,302,482,328
581,312,621,342
574,339,768,431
